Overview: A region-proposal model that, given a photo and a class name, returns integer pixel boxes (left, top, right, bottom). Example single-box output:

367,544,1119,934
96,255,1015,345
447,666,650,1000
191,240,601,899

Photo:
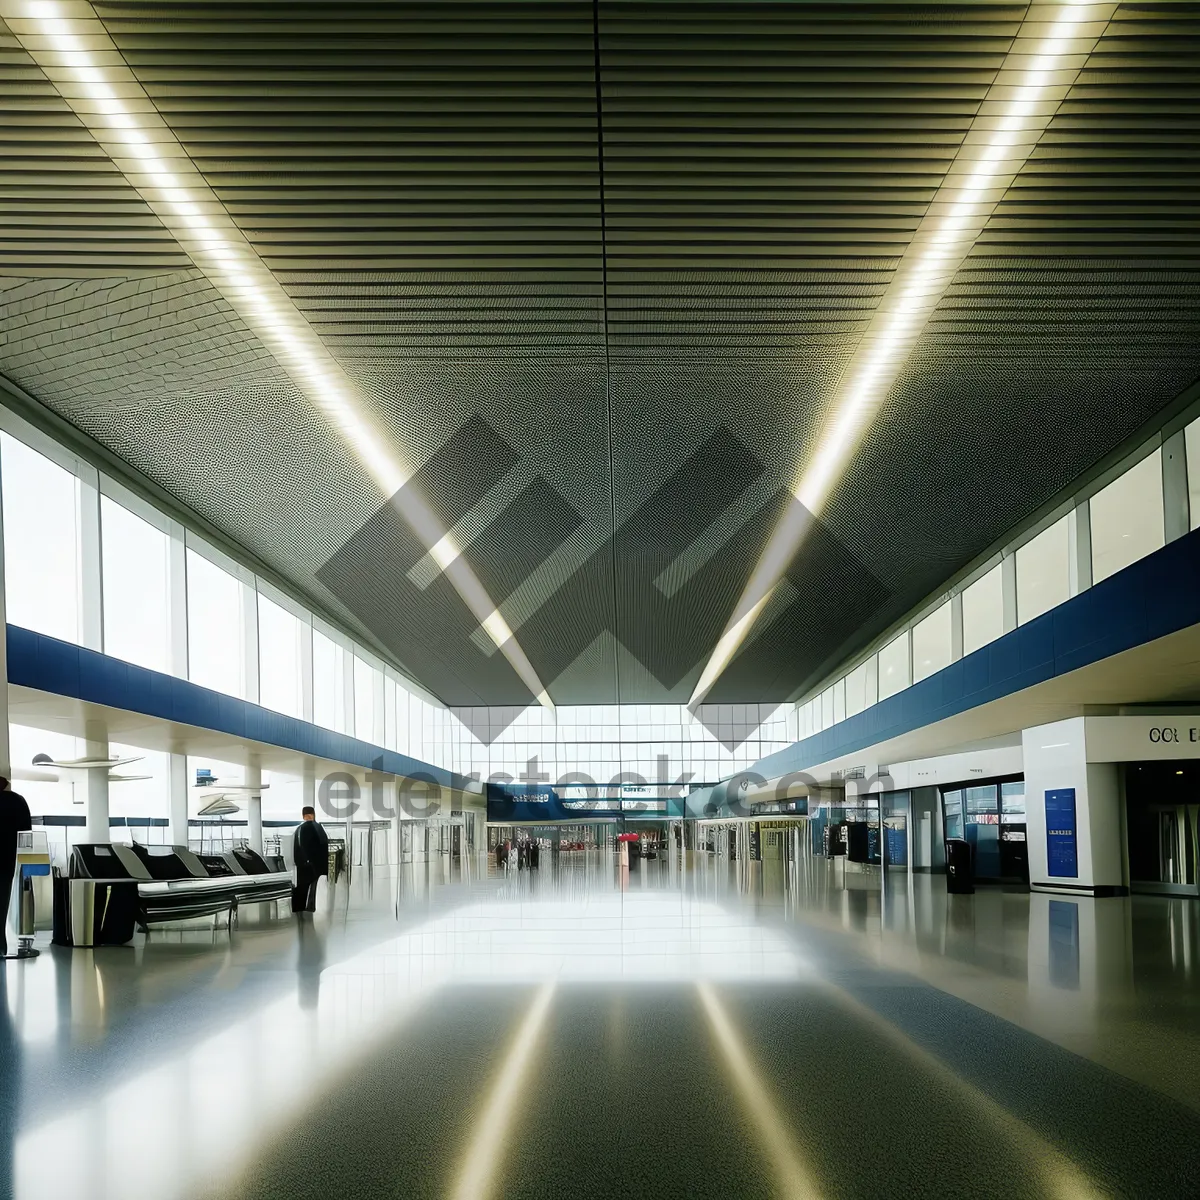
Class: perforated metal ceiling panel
0,2,1198,707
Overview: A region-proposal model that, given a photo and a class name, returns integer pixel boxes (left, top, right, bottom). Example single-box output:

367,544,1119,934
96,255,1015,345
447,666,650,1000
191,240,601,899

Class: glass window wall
258,592,305,719
844,661,869,718
187,548,244,697
354,655,377,741
1016,516,1069,625
313,629,344,733
101,496,170,672
1090,449,1164,584
962,563,1004,656
912,601,952,683
1186,417,1200,531
878,631,910,700
2,432,81,642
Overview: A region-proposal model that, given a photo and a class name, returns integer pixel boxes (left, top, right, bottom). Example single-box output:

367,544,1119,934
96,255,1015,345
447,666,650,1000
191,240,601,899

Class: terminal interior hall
2,2,1200,1197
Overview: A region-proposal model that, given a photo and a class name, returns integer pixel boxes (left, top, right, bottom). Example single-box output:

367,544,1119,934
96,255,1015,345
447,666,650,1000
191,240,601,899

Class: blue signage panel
486,783,684,824
1045,788,1078,878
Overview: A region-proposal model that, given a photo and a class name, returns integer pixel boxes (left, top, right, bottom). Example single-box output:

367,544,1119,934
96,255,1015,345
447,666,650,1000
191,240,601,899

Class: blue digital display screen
1045,788,1078,878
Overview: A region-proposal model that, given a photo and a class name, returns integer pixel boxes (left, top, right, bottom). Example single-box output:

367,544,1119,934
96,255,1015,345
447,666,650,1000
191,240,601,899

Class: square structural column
245,764,264,854
1023,718,1123,895
169,753,189,846
82,738,111,844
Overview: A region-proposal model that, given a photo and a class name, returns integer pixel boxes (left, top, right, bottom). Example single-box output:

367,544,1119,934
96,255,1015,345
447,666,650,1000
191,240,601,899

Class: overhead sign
1083,715,1200,762
1045,788,1078,878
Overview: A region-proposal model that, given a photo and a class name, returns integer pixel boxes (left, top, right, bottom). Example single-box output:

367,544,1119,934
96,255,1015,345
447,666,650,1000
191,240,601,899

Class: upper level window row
799,427,1190,743
0,426,454,768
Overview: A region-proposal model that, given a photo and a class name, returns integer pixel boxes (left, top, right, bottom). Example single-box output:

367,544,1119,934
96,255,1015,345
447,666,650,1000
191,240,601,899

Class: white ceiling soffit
690,0,1118,706
0,0,554,713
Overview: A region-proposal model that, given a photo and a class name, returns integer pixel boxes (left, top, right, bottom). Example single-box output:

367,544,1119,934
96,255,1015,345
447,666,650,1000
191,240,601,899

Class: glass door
1156,806,1197,888
943,789,964,840
999,781,1029,881
964,785,1000,879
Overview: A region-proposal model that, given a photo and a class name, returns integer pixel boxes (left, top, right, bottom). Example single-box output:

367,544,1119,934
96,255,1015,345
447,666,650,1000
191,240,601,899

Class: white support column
168,752,189,846
1001,552,1018,632
864,655,879,708
242,582,260,705
373,667,386,747
1023,718,1123,893
949,591,964,663
1067,502,1093,597
83,735,110,843
1162,428,1190,543
342,647,355,737
245,762,263,854
168,522,189,678
299,616,314,724
78,467,103,652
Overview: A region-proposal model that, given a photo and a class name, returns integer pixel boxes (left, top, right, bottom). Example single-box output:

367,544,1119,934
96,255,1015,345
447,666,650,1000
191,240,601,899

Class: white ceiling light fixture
689,0,1115,708
2,0,553,713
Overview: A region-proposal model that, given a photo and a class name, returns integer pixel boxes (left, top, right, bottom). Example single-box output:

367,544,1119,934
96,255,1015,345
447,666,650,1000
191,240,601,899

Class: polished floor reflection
3,851,1200,1199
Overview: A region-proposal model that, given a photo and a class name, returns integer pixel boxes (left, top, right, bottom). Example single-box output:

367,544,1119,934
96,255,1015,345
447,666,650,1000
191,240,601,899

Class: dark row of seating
62,843,292,939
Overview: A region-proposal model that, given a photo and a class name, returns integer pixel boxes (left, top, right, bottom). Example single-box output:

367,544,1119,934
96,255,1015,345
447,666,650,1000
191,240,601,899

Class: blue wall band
6,624,472,793
754,525,1200,786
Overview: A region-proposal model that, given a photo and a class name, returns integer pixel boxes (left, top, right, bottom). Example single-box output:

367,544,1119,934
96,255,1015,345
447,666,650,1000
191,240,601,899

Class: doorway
939,776,1028,884
1125,762,1200,897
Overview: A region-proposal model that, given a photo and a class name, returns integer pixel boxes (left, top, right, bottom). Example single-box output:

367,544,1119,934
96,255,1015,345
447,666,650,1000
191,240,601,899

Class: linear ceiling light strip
689,0,1115,708
4,0,553,712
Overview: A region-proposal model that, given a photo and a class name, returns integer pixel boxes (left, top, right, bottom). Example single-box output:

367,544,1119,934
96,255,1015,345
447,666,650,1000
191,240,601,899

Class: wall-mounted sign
1045,788,1078,878
1083,715,1200,763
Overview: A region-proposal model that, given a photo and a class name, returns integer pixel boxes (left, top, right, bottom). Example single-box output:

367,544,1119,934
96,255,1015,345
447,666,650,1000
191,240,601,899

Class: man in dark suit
292,805,329,914
0,777,32,956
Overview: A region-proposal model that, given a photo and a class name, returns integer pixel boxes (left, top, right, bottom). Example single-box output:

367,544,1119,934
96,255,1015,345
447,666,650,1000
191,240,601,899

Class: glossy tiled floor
3,851,1199,1199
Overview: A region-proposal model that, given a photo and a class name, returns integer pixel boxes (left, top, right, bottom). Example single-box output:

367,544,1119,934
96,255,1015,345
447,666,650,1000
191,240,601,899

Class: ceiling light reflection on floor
449,981,556,1200
13,893,805,1199
698,982,825,1198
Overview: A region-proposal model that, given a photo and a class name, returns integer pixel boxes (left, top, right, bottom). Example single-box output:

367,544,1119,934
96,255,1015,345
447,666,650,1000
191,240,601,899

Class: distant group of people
495,837,540,871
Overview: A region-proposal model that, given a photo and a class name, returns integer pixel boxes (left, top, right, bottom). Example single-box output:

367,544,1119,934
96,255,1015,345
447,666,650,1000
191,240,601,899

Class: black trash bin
945,837,974,894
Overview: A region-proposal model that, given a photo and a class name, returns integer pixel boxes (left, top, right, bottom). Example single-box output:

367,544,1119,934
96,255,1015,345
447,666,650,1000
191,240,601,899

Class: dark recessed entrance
1125,762,1200,897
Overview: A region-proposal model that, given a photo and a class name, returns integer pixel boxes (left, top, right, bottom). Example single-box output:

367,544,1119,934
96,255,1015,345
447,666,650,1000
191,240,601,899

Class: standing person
530,839,540,870
495,839,507,871
292,805,329,915
0,778,31,957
